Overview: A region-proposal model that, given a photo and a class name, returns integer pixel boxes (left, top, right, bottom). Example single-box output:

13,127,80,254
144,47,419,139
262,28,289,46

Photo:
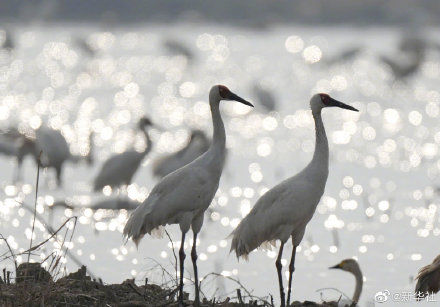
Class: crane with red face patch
230,93,358,307
124,85,253,307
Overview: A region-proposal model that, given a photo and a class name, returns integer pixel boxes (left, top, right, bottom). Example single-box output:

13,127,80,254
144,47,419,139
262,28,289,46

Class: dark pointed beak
229,92,254,107
329,264,341,269
329,97,358,112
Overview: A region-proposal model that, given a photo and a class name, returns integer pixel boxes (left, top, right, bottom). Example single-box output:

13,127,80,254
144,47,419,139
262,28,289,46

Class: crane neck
352,268,363,305
310,109,329,170
141,126,152,156
209,98,226,153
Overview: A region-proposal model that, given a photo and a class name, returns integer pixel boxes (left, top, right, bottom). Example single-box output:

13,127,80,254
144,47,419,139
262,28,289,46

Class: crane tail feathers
150,226,165,239
123,194,161,246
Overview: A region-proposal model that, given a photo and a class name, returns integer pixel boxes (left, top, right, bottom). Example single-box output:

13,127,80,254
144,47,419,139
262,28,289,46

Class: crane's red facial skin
319,93,330,105
218,85,230,99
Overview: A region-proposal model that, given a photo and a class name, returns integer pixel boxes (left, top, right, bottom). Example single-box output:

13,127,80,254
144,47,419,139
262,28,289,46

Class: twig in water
316,287,352,303
201,272,271,305
0,234,18,273
4,217,77,260
11,200,97,280
237,289,244,304
28,150,42,263
164,229,178,285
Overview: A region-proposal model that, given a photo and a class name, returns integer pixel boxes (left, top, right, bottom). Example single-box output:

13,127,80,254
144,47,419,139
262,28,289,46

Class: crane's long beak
229,92,254,107
329,263,341,269
329,97,358,112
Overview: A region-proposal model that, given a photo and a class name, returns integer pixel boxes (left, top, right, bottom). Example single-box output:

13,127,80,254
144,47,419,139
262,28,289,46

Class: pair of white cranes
123,85,359,307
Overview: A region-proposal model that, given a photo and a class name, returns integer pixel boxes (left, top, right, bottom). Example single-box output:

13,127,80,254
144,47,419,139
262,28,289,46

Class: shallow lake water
0,23,439,306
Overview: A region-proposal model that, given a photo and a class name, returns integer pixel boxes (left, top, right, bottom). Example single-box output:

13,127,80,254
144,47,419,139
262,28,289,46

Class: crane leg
56,166,63,187
178,232,186,306
286,243,297,306
276,242,285,307
191,232,200,306
14,158,22,183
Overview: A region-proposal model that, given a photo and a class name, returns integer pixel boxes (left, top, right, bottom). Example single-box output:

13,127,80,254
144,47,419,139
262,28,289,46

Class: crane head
138,116,153,129
212,85,254,107
310,93,358,113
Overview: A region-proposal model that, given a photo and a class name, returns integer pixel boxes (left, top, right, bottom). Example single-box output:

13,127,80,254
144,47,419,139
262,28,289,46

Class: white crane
152,129,210,178
1,127,93,185
329,259,363,306
230,93,358,307
93,117,153,192
124,85,253,306
36,127,94,186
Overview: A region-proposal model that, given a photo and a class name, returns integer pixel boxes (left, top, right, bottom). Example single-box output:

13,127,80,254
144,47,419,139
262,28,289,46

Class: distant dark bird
0,140,18,157
399,34,427,57
36,127,94,186
124,85,253,307
380,54,422,80
1,29,14,51
252,83,277,111
163,38,194,61
93,117,153,192
230,94,358,307
1,127,93,186
323,46,362,65
415,254,440,300
90,197,140,211
329,259,363,306
73,36,96,57
152,129,210,178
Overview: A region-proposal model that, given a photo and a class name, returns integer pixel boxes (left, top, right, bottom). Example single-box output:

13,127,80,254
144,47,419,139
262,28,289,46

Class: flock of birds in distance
1,28,440,307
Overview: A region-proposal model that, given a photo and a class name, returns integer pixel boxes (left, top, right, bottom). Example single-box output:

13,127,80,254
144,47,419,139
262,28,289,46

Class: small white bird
329,259,363,306
152,129,210,178
230,93,358,307
93,117,153,192
124,85,253,306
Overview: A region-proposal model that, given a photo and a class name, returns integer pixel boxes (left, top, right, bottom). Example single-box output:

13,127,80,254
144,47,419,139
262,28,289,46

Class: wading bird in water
230,93,358,307
1,127,93,186
152,129,210,178
93,117,153,192
124,85,253,306
329,259,363,306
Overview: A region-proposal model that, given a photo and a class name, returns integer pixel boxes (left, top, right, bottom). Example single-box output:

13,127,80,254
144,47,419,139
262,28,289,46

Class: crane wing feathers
94,151,143,189
124,164,217,245
230,178,320,258
36,128,70,165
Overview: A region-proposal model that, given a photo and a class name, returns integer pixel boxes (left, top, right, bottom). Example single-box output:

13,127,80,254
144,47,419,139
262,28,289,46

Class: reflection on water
0,24,439,304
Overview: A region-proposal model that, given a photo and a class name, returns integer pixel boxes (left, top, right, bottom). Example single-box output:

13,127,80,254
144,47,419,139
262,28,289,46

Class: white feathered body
36,127,70,169
231,110,329,258
94,150,145,190
231,161,328,258
124,145,225,245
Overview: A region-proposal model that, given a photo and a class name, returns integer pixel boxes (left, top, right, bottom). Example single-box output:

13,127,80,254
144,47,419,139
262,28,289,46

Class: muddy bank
0,262,338,306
